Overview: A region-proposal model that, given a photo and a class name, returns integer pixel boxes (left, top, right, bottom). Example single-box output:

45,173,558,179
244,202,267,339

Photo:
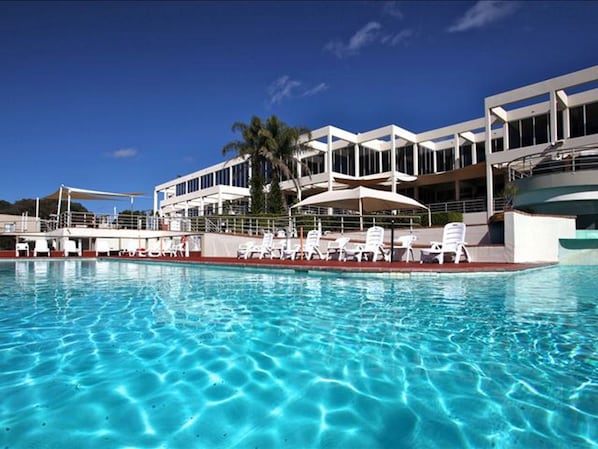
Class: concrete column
390,132,397,192
485,109,494,217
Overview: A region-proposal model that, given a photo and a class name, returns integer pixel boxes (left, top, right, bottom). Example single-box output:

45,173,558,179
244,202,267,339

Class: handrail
508,144,598,182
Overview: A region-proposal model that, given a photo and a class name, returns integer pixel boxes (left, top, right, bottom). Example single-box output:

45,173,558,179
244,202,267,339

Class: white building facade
154,66,598,227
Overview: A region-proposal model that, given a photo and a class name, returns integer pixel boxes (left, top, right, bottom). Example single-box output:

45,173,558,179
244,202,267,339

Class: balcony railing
508,144,598,181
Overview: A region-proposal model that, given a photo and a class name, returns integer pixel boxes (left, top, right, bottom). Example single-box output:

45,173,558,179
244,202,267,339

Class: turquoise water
0,260,596,449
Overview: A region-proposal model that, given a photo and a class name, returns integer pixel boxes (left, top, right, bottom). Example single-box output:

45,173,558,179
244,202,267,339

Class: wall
504,210,576,263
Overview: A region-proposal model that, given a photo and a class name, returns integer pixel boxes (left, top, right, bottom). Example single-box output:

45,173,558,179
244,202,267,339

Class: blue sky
2,1,598,213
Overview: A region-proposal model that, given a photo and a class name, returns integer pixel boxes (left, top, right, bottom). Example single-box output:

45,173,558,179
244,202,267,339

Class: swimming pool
0,260,596,448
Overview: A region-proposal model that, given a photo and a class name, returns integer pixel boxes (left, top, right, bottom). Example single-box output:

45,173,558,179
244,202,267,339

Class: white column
413,144,418,176
485,109,494,217
454,133,460,169
354,143,360,177
327,128,333,191
390,133,397,192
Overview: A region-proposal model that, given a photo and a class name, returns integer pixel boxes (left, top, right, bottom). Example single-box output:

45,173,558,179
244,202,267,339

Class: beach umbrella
292,186,430,230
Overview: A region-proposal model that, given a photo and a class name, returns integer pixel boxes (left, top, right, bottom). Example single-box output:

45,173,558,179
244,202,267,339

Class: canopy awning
44,185,144,201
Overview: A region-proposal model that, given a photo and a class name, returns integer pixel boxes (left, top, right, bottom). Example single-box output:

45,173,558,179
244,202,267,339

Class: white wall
505,210,576,263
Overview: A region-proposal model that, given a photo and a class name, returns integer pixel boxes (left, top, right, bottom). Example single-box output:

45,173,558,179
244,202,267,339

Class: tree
222,116,269,214
260,115,311,214
0,198,88,219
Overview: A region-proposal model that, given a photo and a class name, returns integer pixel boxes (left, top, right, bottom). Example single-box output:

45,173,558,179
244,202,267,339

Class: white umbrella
292,186,430,229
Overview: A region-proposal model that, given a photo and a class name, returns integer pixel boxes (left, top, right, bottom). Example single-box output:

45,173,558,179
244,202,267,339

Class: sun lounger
344,226,388,262
282,230,324,260
420,222,471,264
33,239,51,257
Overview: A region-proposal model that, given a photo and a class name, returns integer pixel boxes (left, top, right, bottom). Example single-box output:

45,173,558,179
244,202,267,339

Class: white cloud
302,83,329,97
107,148,138,159
268,75,302,105
448,1,519,33
381,29,413,46
324,21,382,58
383,1,404,19
268,77,328,105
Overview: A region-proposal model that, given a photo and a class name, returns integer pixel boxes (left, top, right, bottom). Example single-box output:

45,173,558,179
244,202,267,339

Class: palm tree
222,116,269,214
260,115,311,214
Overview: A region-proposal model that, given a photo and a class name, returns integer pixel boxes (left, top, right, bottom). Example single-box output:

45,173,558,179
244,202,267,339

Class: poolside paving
1,251,551,273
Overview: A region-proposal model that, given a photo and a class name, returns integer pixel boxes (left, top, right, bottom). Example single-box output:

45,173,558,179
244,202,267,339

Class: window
459,144,472,168
187,178,199,193
215,168,230,186
332,146,355,175
508,120,521,149
436,148,454,172
535,114,549,145
176,182,186,196
201,174,213,189
570,106,584,137
381,150,391,172
304,153,325,175
521,117,534,147
585,101,598,135
418,146,434,174
476,141,486,163
396,145,414,174
492,137,504,152
359,147,380,176
232,162,249,187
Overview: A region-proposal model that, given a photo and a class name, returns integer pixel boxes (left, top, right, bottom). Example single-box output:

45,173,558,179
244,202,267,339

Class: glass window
586,101,598,135
521,117,534,147
570,105,585,138
187,178,199,193
556,110,564,140
437,148,454,172
459,144,472,168
359,147,380,176
396,145,414,174
201,174,213,189
304,154,325,175
476,142,486,163
232,162,249,187
492,137,504,152
215,168,230,186
381,150,391,172
418,146,434,174
176,182,186,196
332,146,355,175
508,121,521,149
535,114,549,145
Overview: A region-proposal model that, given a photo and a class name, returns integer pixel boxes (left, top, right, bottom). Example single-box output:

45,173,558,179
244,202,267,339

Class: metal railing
1,197,502,237
508,144,598,181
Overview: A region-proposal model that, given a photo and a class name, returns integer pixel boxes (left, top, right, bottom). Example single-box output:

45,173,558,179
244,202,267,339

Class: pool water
0,260,596,449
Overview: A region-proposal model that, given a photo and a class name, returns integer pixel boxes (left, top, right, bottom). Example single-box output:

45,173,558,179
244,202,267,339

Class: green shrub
418,211,463,226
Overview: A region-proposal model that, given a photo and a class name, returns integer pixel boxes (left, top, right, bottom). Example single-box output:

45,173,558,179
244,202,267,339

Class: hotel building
154,66,598,229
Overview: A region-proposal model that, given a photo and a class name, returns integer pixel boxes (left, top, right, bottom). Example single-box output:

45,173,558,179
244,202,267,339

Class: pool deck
1,250,551,274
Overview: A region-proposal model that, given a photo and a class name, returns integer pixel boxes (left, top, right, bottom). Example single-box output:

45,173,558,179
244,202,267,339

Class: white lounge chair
33,239,51,257
237,241,254,258
282,230,324,260
245,232,274,259
64,239,81,257
95,238,113,256
395,235,416,262
15,242,30,257
345,226,387,262
325,237,350,261
420,222,471,264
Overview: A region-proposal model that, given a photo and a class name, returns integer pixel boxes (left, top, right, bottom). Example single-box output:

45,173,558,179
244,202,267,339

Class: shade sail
293,186,427,213
44,185,144,201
